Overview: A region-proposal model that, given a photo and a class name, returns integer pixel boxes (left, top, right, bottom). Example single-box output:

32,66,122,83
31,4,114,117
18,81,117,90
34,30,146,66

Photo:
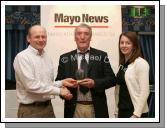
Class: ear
26,35,30,43
74,36,76,42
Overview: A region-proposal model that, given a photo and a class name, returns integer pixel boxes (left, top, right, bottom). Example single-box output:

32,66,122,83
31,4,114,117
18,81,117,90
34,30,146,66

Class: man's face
75,27,92,52
27,26,47,52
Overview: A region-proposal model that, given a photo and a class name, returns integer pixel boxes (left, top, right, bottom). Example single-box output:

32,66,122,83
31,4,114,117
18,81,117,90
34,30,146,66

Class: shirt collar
77,47,90,54
28,45,45,56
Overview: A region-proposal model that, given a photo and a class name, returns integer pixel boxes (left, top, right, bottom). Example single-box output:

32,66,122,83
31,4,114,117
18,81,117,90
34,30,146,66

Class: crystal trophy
75,69,86,84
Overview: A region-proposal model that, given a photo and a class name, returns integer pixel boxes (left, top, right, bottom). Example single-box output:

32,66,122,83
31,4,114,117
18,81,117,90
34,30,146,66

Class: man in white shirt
13,25,77,118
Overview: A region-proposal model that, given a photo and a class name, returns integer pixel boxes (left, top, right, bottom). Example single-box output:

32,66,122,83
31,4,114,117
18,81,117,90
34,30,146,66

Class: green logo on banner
129,7,151,18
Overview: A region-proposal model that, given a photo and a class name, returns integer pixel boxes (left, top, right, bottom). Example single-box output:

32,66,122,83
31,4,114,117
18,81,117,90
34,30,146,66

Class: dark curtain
139,34,155,85
121,5,155,118
5,25,28,81
138,34,155,117
5,6,40,89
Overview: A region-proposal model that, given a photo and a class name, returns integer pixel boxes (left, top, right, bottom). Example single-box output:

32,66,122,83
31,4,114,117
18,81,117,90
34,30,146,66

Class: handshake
59,78,95,100
59,78,77,100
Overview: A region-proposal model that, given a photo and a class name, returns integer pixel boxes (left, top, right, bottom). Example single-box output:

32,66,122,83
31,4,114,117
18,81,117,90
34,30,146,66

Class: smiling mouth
122,49,128,51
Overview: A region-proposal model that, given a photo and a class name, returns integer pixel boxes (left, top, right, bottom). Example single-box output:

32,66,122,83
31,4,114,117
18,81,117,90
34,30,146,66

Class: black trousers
118,109,148,118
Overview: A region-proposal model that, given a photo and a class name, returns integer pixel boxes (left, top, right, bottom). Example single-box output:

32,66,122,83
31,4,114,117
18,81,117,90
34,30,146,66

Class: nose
39,36,44,41
80,34,85,39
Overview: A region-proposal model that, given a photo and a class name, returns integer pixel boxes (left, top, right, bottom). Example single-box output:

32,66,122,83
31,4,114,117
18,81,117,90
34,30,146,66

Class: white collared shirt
13,45,62,104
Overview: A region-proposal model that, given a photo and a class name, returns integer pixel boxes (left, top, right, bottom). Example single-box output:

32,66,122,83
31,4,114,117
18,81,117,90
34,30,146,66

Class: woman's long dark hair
118,31,142,65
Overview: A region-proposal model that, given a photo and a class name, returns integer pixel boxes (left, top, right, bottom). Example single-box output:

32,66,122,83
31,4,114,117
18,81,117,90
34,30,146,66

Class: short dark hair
118,31,142,65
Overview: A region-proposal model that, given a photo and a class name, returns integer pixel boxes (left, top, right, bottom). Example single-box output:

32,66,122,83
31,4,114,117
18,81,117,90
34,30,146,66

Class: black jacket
56,47,116,118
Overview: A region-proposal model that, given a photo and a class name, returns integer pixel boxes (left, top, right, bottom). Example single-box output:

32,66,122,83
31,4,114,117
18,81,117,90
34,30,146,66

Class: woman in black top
115,31,150,118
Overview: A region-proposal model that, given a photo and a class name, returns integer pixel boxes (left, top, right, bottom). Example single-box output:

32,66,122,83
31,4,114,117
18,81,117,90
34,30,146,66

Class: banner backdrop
41,5,121,73
41,5,122,117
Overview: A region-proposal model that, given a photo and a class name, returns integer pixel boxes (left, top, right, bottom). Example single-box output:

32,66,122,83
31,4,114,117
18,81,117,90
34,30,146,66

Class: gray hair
74,23,92,36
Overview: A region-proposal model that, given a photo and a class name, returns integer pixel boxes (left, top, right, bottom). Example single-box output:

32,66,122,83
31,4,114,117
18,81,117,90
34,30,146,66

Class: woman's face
119,35,134,57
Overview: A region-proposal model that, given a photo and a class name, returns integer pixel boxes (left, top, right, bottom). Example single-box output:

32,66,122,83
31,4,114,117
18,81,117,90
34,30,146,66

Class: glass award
75,69,86,84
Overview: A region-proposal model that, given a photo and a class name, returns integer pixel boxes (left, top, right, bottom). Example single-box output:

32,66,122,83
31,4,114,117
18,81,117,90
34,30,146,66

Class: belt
77,101,93,105
21,100,51,106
